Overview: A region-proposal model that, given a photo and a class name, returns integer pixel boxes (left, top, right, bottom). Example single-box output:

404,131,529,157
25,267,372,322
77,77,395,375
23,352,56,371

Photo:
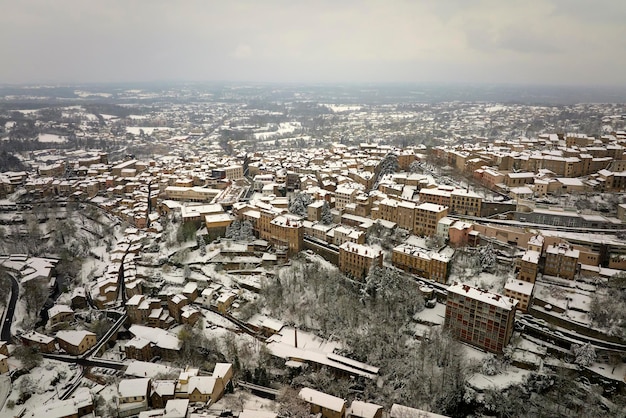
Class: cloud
0,0,624,85
231,44,252,60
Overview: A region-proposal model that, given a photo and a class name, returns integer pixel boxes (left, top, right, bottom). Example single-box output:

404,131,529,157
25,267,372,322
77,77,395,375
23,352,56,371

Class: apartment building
338,242,383,280
268,214,304,254
414,203,449,237
445,283,518,353
517,250,540,283
217,165,244,180
335,186,359,211
450,189,482,217
504,279,534,312
164,186,221,202
391,243,450,283
544,243,579,280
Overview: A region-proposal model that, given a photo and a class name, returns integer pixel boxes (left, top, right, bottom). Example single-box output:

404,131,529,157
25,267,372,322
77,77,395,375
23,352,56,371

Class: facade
264,214,304,254
544,243,579,280
20,331,56,353
391,243,450,283
450,189,482,217
444,283,518,353
504,279,534,312
165,186,221,202
299,387,347,418
414,203,449,237
339,242,383,280
517,250,540,283
56,330,97,355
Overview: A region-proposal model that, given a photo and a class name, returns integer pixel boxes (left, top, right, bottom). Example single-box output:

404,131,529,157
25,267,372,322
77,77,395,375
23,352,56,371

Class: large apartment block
338,242,383,280
445,283,518,353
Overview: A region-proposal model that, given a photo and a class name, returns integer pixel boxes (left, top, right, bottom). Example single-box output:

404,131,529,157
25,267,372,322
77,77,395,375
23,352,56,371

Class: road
1,272,19,342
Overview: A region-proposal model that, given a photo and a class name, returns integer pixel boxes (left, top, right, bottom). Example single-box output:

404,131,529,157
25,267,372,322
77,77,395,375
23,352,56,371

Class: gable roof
299,387,345,413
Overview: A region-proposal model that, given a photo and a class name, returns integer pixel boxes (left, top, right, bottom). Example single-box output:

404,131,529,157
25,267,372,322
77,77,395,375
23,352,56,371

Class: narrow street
1,272,18,342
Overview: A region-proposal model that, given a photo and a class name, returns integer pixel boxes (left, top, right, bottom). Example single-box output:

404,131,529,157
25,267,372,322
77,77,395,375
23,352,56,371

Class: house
504,278,534,313
47,304,75,327
348,400,383,418
299,387,347,418
168,294,189,322
20,330,56,353
216,292,237,314
180,305,201,326
187,375,224,404
125,337,153,362
55,330,97,355
163,398,189,418
212,362,234,389
118,377,151,417
70,287,88,310
150,380,177,408
182,282,198,302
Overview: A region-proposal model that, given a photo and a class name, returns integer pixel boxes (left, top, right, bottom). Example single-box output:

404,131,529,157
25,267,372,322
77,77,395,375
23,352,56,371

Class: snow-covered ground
38,133,67,143
0,359,78,416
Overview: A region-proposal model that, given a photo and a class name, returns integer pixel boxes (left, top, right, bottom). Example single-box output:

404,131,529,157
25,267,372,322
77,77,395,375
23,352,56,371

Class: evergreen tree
321,201,333,224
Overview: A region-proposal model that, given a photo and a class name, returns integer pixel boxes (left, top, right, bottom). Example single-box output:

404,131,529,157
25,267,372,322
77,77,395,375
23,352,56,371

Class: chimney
294,327,298,348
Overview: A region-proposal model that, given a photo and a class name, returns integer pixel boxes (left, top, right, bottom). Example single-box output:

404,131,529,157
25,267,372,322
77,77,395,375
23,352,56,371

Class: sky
1,0,626,86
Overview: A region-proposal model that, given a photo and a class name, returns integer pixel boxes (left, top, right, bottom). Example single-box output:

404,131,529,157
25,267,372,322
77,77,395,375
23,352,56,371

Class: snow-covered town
0,81,626,418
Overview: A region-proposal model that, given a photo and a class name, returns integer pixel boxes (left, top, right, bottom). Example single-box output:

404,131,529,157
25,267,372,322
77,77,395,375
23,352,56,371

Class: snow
467,367,530,391
299,387,345,412
448,283,518,311
587,361,626,382
0,359,78,416
125,361,180,379
38,133,68,143
413,302,446,325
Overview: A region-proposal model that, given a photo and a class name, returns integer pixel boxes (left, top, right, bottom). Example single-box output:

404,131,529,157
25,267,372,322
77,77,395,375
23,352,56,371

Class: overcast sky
2,0,626,86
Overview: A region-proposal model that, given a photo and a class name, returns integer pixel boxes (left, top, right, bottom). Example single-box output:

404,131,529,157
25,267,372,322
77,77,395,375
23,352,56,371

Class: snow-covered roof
522,250,541,264
129,325,181,351
125,360,180,378
349,400,383,418
55,330,95,346
187,376,217,395
299,387,345,412
151,380,176,397
240,411,278,418
21,330,54,344
546,243,579,258
119,377,151,398
390,404,450,418
339,242,382,259
504,278,534,296
48,304,73,318
417,202,448,212
125,337,151,350
447,283,518,311
212,363,232,380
